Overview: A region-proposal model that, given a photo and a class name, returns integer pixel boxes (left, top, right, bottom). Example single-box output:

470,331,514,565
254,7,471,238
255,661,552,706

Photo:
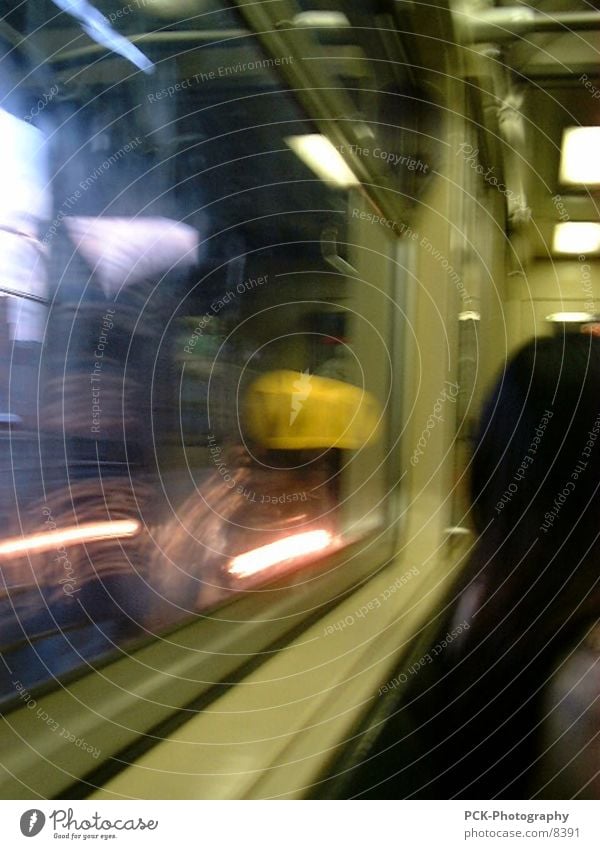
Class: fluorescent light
552,222,600,255
228,530,333,578
285,134,360,188
0,520,140,557
559,127,600,185
458,310,480,321
545,312,595,323
293,12,350,27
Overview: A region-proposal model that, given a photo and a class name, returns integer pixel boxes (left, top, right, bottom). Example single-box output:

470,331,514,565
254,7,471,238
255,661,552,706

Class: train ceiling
455,0,600,259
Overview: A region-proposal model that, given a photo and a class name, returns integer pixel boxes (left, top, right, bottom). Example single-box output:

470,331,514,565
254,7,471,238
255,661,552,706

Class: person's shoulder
534,622,600,798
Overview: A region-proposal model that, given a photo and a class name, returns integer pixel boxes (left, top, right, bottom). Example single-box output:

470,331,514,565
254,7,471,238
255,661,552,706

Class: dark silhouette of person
353,334,600,799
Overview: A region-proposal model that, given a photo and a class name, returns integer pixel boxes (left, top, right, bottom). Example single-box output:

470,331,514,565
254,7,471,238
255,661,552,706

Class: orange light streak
228,530,332,578
0,520,140,557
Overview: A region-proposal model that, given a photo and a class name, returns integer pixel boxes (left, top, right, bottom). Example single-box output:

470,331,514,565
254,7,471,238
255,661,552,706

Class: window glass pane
0,1,392,700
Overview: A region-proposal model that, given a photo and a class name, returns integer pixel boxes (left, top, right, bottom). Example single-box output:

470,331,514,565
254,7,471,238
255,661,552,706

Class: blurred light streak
0,520,140,557
546,311,595,323
51,0,154,74
228,530,333,578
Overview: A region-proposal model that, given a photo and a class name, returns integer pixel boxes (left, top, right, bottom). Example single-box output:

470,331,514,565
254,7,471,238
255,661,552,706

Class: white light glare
559,127,600,185
229,530,333,578
552,223,600,255
545,312,595,323
285,135,360,188
458,311,480,321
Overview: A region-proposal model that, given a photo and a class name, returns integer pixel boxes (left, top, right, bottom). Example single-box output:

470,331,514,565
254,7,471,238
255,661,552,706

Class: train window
0,2,400,705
